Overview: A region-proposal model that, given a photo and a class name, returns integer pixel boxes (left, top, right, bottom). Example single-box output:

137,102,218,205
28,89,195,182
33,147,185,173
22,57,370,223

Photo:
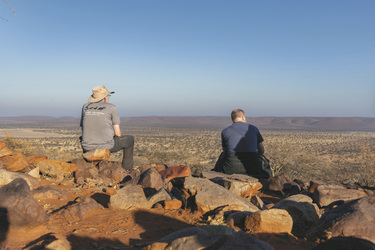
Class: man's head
231,109,246,123
88,86,115,103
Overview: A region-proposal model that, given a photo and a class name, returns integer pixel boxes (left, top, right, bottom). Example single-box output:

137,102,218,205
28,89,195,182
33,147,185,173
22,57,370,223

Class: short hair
231,109,245,121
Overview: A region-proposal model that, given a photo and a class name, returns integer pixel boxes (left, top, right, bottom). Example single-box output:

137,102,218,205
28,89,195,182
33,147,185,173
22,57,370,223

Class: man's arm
257,142,265,155
113,125,122,137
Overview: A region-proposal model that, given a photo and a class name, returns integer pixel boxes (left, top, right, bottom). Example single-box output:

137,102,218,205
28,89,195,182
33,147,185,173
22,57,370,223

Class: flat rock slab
313,182,368,207
183,176,259,214
201,171,263,198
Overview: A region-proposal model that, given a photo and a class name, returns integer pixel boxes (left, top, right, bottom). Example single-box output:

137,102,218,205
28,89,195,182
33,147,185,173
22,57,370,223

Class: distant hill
1,116,375,131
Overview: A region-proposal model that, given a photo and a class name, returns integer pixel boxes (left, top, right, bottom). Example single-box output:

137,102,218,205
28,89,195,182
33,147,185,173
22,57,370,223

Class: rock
27,167,40,179
109,184,149,210
0,169,39,190
138,163,167,173
267,173,290,192
56,196,103,223
306,195,375,244
45,238,71,250
0,151,30,172
251,195,267,210
155,225,273,250
82,148,111,162
163,199,183,210
312,236,375,250
70,158,93,169
183,176,259,214
226,211,253,229
159,165,192,181
274,194,320,237
202,171,262,198
147,188,173,207
244,208,293,234
0,178,48,226
312,182,368,207
138,167,164,197
0,146,12,158
36,159,77,179
27,155,48,166
99,165,127,183
32,186,69,201
75,166,99,183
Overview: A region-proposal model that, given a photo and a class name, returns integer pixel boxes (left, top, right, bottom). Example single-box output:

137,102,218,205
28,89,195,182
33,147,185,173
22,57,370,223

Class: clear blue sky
1,0,374,117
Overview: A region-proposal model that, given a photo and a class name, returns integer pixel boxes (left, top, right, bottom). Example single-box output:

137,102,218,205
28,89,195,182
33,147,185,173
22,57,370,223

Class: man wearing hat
80,85,134,170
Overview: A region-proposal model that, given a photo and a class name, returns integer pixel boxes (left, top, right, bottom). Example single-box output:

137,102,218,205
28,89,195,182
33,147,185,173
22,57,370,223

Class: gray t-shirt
80,102,120,151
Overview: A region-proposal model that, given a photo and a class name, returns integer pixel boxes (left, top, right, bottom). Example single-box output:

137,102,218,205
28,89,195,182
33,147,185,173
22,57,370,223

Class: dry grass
1,126,375,187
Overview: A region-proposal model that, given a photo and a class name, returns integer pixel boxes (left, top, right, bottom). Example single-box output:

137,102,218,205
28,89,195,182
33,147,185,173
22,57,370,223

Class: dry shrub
265,138,329,182
358,142,375,187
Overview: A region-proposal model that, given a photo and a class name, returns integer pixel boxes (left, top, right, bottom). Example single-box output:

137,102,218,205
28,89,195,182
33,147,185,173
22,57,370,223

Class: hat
88,85,115,103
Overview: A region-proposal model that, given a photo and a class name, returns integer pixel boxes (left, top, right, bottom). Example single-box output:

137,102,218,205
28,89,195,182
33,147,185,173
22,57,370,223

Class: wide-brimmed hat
88,85,115,103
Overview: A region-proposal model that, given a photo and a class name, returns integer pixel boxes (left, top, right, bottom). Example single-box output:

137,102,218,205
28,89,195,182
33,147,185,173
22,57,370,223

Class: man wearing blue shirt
214,109,269,178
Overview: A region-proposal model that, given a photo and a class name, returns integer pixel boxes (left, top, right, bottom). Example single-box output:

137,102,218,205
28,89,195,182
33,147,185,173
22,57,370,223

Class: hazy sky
1,1,375,118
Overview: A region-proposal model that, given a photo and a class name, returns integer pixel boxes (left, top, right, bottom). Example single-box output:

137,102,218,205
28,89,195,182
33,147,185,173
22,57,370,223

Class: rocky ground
1,143,375,250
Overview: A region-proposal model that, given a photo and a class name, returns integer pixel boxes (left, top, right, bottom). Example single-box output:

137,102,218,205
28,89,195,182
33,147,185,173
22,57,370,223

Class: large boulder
312,182,368,207
0,178,48,226
244,208,293,234
183,176,259,214
274,194,320,237
150,225,273,250
312,236,375,250
0,169,39,190
306,195,375,244
201,171,262,198
36,159,77,179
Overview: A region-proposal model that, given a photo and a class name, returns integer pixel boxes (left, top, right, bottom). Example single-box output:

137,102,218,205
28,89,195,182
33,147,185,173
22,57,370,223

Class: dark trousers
214,151,269,178
110,135,134,171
